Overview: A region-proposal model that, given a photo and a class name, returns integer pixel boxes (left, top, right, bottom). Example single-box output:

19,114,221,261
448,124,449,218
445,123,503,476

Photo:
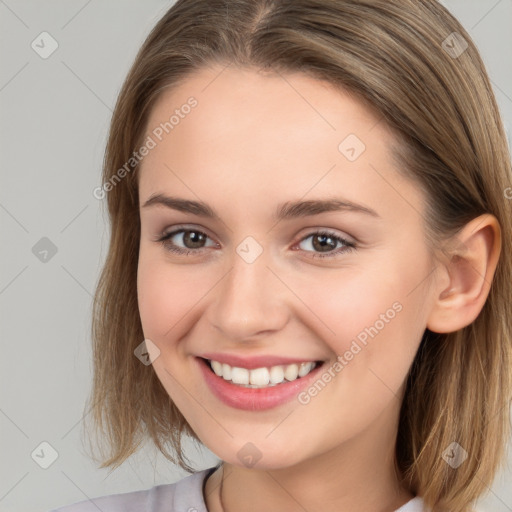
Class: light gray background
1,1,511,511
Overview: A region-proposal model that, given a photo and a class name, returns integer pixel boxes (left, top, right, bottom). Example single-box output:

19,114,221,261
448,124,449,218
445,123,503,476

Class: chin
209,439,312,471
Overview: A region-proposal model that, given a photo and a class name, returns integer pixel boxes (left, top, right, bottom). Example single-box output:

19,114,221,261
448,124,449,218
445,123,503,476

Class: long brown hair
83,1,512,511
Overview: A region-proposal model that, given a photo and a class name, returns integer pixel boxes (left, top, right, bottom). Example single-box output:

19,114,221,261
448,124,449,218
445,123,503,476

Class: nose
207,245,290,341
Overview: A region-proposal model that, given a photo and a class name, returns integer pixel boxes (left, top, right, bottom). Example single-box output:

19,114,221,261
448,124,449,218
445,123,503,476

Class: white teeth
284,363,299,381
230,366,249,385
211,360,223,376
298,361,315,377
207,359,318,388
249,367,270,386
222,363,232,381
269,365,285,384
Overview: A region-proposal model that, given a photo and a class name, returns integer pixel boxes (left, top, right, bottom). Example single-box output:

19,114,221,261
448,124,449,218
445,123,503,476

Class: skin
136,65,501,512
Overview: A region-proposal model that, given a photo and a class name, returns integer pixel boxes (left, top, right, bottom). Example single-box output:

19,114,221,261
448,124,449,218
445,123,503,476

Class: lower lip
196,357,325,411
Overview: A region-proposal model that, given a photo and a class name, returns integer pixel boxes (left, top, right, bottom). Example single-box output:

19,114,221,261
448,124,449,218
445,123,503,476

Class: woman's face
137,65,437,469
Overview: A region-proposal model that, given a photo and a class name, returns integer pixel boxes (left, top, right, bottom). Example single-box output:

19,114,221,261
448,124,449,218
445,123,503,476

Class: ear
426,214,502,333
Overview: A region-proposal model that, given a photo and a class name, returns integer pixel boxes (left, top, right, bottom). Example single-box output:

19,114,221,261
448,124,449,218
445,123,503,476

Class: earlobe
426,214,501,334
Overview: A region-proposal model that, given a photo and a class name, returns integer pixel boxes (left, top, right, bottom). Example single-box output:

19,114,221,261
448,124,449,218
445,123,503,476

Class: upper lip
198,352,324,369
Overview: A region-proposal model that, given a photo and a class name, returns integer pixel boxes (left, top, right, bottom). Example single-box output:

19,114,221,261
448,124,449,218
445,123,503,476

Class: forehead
138,65,421,223
144,65,385,142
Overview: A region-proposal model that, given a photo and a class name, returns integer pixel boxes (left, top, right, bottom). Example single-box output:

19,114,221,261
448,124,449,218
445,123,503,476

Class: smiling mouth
200,357,325,388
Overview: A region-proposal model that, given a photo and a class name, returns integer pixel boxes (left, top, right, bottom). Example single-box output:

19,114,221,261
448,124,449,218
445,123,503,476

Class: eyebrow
141,193,380,220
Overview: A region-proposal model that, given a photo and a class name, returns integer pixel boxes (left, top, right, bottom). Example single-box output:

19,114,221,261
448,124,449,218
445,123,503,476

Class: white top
50,466,429,511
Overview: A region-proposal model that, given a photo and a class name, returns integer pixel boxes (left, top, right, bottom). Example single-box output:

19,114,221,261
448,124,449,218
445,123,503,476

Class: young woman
51,1,512,511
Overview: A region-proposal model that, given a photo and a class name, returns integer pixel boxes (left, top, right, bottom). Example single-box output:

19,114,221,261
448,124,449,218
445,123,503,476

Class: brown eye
157,229,216,255
155,227,356,259
297,231,356,259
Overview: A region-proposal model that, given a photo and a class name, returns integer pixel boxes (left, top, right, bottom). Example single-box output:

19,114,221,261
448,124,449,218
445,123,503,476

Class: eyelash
155,227,356,259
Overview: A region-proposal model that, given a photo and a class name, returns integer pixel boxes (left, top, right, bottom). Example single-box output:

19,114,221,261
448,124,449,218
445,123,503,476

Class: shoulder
395,496,431,512
395,496,482,512
48,466,216,512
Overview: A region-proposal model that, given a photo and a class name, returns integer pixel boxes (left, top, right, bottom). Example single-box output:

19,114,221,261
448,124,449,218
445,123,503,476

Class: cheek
293,250,429,377
137,248,226,355
137,253,199,340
